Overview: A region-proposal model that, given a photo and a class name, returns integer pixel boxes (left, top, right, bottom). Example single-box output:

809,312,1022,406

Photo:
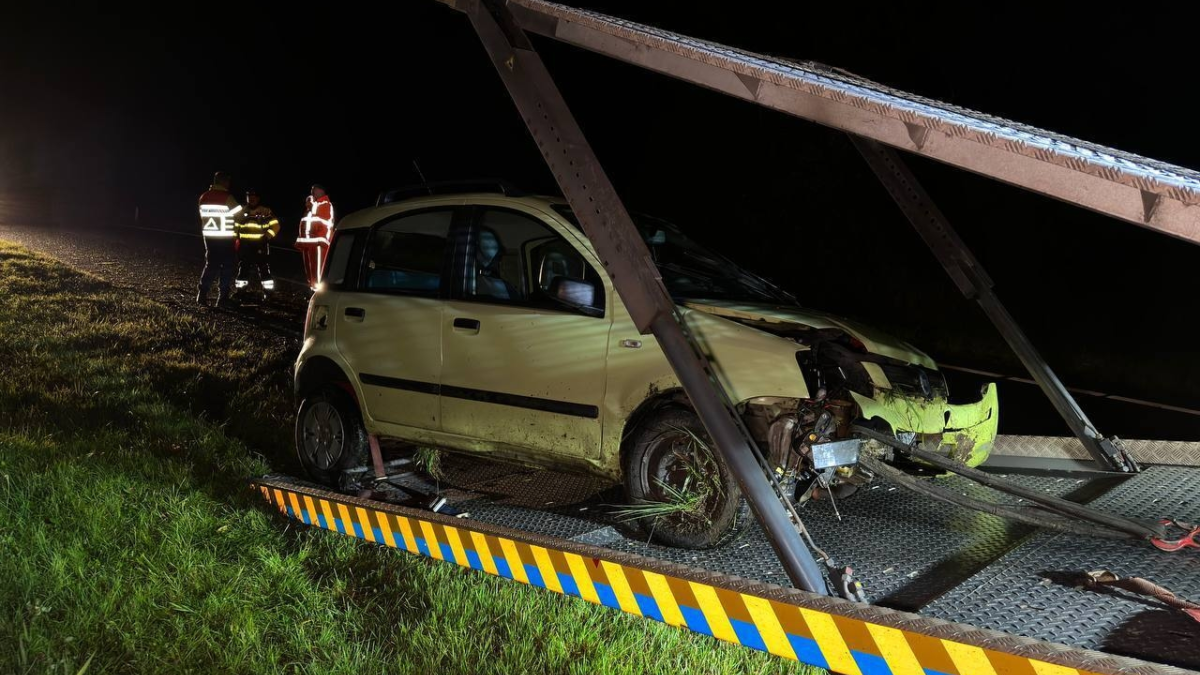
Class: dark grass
0,240,820,674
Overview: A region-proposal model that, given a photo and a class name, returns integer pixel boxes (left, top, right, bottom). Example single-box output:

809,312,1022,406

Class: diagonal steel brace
464,0,831,593
850,136,1139,473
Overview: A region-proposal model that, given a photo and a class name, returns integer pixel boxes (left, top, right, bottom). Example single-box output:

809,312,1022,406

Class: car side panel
333,292,444,430
514,201,815,480
596,304,813,480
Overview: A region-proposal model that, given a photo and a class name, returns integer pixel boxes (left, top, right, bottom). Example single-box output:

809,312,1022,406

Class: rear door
440,205,612,462
334,206,462,430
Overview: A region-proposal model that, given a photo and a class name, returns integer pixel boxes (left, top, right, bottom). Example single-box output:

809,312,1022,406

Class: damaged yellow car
294,186,998,549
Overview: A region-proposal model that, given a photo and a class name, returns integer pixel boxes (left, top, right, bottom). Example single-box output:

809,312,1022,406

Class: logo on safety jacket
201,203,243,239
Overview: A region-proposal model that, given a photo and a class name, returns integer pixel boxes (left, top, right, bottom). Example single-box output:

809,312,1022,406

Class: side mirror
549,276,603,317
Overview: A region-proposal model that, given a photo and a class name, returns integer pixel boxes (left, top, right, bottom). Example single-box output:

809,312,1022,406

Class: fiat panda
294,185,998,548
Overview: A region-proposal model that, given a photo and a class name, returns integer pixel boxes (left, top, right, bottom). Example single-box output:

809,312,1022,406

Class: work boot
196,289,209,307
216,294,236,309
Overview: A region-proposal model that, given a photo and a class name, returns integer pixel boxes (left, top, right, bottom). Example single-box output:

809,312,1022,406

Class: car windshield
551,205,793,304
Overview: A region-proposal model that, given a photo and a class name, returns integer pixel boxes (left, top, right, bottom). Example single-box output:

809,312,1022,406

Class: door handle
344,307,366,321
453,317,481,333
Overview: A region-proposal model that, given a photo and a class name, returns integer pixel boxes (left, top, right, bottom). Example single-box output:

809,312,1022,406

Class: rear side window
363,210,453,294
324,230,362,289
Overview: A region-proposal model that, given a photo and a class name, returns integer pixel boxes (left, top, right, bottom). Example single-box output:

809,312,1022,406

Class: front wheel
295,387,369,487
622,406,746,549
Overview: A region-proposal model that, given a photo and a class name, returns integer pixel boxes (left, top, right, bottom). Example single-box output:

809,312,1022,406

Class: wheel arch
295,356,356,402
616,388,690,476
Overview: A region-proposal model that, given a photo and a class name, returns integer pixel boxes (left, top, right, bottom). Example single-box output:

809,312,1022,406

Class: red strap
368,435,386,480
1085,570,1200,623
1151,519,1200,552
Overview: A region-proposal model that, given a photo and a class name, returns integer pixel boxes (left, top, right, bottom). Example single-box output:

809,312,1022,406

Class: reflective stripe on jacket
199,186,243,239
236,205,280,242
297,195,334,245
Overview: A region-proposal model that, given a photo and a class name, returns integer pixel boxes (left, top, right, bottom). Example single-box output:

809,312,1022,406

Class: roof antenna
412,159,430,192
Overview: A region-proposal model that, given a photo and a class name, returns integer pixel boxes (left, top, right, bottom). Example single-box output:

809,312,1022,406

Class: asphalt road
2,221,1197,440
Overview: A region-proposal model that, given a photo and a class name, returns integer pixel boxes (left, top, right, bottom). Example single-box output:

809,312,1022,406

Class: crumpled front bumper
850,383,999,467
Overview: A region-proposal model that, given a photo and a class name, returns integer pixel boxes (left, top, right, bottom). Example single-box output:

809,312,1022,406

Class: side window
323,230,362,289
363,210,453,294
467,209,605,316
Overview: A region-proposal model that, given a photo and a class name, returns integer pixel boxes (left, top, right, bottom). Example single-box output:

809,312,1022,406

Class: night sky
3,2,1198,437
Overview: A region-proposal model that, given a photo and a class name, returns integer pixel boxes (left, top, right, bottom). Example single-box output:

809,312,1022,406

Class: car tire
295,386,369,487
622,406,746,549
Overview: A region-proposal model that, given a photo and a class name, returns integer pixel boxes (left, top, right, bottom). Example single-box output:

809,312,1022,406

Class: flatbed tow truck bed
256,1,1200,671
254,437,1200,674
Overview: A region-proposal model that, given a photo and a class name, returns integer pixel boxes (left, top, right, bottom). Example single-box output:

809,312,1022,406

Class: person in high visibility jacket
234,188,281,300
197,171,246,307
295,183,334,290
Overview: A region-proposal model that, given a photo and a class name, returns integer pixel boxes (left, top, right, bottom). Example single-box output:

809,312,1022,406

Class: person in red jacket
295,183,334,290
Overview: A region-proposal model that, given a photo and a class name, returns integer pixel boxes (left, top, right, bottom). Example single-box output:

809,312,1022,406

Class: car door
334,206,460,430
440,205,612,463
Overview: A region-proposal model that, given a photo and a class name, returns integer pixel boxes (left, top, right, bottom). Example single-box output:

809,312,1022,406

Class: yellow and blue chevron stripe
257,482,1109,675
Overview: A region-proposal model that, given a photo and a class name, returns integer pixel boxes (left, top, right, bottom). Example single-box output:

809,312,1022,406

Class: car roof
336,193,567,231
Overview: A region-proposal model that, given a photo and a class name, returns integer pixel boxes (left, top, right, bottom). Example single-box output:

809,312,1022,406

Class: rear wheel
295,386,368,487
622,406,745,549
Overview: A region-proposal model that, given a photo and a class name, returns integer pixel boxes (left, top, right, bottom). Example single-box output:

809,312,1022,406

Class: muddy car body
294,189,998,547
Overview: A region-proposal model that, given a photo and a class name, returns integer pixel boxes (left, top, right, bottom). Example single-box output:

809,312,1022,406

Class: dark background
2,2,1197,438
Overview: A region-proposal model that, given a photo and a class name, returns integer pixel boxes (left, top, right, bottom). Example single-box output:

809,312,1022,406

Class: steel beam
464,0,829,593
436,0,1200,248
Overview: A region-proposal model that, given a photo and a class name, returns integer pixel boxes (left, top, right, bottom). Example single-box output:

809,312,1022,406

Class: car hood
682,300,938,370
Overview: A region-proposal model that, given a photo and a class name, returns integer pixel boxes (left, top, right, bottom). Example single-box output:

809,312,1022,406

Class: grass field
0,240,819,674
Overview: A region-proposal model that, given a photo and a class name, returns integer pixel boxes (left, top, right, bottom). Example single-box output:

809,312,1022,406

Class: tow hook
1151,519,1200,552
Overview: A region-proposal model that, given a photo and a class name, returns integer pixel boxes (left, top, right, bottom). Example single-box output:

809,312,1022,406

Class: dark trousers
236,240,273,291
198,240,237,299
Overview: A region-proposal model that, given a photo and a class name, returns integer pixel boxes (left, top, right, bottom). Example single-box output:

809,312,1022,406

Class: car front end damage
851,383,999,468
688,301,1000,501
742,381,999,505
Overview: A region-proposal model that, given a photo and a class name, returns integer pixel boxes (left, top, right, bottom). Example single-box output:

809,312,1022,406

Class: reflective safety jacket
297,195,334,246
198,185,243,240
237,205,280,242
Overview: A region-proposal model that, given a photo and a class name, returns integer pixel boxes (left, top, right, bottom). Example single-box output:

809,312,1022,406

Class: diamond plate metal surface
602,473,1094,604
389,455,625,540
356,451,1200,663
391,453,1096,606
924,466,1200,668
993,435,1200,466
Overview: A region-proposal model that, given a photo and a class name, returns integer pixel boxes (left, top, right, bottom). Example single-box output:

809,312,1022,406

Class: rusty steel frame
452,0,1200,246
427,0,1200,599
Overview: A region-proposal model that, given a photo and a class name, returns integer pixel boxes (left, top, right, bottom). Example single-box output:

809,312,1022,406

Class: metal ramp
925,465,1200,668
255,441,1200,673
385,454,1103,602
